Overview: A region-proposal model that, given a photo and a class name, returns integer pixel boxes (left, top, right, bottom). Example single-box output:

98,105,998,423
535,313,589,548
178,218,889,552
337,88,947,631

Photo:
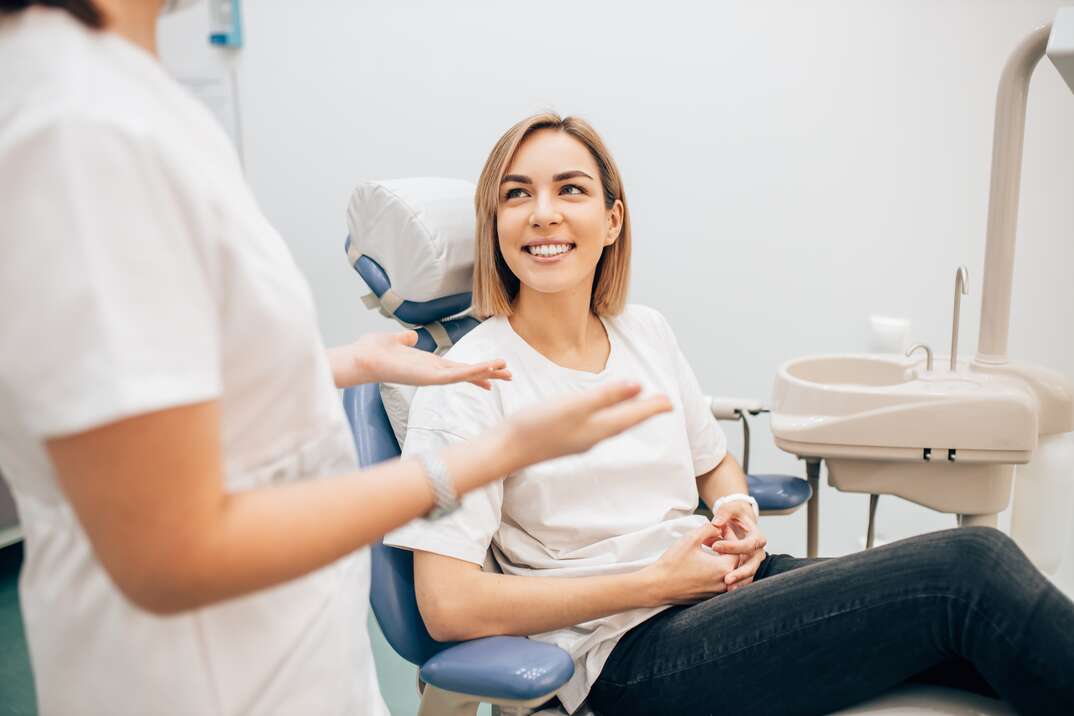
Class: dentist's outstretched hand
509,381,673,465
328,330,512,390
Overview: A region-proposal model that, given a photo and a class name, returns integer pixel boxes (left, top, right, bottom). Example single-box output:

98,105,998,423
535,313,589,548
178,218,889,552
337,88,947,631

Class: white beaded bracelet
710,493,760,520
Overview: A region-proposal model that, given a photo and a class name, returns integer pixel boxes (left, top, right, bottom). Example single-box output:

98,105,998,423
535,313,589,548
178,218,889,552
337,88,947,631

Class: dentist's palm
356,330,512,390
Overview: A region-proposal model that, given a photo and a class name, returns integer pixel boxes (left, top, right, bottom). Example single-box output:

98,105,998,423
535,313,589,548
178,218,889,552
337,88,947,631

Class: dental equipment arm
46,383,668,616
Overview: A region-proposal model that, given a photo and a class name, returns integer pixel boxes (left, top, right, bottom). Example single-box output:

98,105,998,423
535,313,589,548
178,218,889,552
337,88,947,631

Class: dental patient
384,114,1074,716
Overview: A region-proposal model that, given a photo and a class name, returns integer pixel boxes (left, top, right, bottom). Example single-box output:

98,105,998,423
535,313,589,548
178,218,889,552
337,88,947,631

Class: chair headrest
346,178,477,328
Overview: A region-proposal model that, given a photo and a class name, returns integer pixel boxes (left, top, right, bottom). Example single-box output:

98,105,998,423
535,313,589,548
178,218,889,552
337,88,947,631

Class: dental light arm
976,8,1074,364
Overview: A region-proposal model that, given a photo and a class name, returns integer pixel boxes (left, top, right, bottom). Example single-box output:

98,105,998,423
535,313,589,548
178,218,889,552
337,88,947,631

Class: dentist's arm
47,382,669,615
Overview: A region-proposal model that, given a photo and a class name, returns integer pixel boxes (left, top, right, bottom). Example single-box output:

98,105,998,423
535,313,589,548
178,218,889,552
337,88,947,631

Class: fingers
711,530,767,556
689,522,723,547
572,381,644,413
727,576,754,592
725,550,765,588
397,330,419,347
442,359,512,386
591,395,673,436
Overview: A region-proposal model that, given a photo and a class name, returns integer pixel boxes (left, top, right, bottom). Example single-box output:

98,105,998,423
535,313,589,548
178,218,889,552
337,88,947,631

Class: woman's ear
604,199,625,246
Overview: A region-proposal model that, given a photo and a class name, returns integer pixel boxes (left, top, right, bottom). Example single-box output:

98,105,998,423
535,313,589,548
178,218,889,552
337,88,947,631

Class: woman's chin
517,274,594,298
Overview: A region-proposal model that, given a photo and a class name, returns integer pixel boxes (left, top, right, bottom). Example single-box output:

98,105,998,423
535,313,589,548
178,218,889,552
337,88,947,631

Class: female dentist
0,1,671,714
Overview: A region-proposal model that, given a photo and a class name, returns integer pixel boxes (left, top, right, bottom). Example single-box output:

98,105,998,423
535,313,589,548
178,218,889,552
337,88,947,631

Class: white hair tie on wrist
711,493,760,520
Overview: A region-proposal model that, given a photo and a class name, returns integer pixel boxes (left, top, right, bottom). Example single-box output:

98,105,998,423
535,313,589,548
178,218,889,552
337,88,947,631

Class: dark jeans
588,527,1074,715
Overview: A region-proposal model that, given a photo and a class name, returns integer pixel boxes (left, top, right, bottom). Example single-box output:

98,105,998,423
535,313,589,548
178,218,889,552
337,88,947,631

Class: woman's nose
530,192,562,228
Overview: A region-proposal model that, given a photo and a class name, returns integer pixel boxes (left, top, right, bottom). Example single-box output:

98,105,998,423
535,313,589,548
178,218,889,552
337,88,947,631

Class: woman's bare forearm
696,453,749,510
414,553,663,642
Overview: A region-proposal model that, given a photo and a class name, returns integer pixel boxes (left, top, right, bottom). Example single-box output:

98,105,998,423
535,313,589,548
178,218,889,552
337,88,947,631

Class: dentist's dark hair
0,1,104,28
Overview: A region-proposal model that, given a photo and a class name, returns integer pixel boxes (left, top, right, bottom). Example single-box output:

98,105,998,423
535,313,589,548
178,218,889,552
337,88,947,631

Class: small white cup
868,315,911,354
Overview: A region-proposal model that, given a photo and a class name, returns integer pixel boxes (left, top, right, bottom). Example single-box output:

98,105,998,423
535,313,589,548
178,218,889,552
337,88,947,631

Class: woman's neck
97,0,160,55
509,279,610,372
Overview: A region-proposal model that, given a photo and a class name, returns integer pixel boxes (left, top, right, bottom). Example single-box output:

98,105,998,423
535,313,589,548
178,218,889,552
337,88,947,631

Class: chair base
418,683,558,716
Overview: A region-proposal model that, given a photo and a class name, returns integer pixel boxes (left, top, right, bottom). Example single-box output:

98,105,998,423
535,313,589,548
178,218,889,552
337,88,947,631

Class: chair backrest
343,383,458,666
344,177,482,665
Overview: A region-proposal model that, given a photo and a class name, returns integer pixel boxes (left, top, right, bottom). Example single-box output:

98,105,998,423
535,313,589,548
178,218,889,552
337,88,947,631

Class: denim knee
943,526,1031,587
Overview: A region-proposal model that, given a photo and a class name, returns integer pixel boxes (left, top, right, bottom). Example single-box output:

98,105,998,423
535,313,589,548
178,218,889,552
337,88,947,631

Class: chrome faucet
907,343,934,372
951,266,969,372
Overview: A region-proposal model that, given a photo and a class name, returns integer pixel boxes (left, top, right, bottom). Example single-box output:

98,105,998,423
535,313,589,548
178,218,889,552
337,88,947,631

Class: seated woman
384,114,1074,716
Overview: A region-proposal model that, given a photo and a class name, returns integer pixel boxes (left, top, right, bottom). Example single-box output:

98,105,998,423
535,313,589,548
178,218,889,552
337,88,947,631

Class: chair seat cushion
420,636,574,702
747,473,812,512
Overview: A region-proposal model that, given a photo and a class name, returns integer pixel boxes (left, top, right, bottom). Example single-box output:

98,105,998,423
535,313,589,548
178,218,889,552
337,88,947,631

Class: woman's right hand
640,523,740,606
505,381,672,467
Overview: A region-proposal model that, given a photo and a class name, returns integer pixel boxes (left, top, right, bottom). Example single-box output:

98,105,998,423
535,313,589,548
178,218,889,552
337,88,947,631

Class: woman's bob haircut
472,113,631,318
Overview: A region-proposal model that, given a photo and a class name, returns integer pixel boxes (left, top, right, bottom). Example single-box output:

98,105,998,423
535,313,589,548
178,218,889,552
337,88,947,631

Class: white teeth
527,243,572,257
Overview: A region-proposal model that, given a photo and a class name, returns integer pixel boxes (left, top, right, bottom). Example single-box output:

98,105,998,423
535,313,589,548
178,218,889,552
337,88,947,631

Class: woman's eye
504,187,530,200
561,184,585,195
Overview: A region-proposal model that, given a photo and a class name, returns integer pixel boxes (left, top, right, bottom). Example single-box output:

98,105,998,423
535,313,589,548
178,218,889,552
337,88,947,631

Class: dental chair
343,178,1014,716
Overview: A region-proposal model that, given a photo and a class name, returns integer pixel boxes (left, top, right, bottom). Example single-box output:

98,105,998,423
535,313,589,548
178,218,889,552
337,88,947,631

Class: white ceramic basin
785,355,912,387
770,354,1073,519
772,354,1038,464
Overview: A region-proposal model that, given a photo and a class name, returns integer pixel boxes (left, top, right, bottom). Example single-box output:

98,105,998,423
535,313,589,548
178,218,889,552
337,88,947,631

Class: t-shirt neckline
501,313,617,380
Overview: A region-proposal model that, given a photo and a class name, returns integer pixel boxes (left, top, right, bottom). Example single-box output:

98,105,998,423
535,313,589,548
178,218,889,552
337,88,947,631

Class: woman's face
496,129,623,300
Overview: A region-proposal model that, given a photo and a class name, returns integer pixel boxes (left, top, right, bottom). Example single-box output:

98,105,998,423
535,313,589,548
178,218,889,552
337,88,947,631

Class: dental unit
771,8,1074,572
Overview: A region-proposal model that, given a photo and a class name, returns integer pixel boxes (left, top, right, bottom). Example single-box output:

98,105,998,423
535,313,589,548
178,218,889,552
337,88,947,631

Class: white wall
159,0,1074,565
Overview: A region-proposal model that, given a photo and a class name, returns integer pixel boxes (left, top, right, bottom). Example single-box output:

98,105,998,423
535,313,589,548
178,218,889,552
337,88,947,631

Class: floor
0,544,34,715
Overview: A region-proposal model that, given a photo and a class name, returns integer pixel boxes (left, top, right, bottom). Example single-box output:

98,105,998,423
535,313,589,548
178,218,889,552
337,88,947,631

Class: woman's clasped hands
710,505,768,592
643,507,768,606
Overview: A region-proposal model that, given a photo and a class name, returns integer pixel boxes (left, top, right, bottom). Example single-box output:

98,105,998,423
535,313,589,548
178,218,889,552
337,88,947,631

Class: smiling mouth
523,242,576,258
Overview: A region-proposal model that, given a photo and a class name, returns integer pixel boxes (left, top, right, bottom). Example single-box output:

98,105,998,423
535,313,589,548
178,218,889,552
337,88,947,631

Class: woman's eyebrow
553,170,594,182
500,170,595,185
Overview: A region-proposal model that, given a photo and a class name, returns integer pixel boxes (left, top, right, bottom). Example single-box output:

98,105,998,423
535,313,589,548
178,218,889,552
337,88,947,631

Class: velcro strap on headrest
423,321,453,351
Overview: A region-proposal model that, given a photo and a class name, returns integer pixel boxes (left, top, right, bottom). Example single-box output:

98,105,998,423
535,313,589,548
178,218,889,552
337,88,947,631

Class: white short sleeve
656,312,728,475
0,120,221,438
383,382,505,566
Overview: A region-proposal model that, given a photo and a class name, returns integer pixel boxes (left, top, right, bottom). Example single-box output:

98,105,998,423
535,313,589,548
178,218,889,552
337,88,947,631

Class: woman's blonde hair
472,113,631,318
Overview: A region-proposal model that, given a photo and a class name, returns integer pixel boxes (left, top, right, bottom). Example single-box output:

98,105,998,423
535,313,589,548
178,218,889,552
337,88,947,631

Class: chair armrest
419,635,574,702
706,396,767,420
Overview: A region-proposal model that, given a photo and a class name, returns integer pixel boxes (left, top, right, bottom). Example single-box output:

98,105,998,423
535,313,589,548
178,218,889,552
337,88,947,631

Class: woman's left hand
710,505,767,592
329,330,512,389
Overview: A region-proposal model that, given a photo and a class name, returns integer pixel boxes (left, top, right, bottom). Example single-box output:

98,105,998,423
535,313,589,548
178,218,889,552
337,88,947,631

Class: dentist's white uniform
0,8,388,715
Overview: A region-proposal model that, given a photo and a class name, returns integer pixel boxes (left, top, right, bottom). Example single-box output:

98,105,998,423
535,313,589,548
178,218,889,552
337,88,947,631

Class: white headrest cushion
346,178,476,303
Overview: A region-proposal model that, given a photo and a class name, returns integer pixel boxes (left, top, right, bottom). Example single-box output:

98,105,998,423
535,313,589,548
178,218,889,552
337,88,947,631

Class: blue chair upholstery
421,637,575,702
346,238,472,325
342,383,575,701
748,473,813,513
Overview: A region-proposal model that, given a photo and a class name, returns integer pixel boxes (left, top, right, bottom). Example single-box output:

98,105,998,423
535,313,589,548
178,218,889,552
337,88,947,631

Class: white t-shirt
384,305,727,713
0,9,388,715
